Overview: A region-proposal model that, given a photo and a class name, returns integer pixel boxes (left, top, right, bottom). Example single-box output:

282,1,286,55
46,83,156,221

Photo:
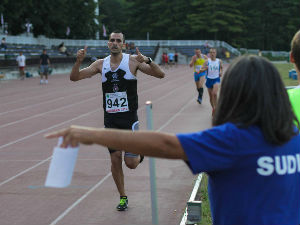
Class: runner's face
210,49,216,60
195,50,201,57
108,33,124,54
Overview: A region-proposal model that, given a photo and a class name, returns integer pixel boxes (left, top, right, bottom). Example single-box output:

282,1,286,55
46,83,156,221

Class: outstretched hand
45,125,94,148
134,47,147,63
76,46,88,62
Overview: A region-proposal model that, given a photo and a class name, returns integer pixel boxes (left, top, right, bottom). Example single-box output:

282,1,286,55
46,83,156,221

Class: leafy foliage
0,0,299,50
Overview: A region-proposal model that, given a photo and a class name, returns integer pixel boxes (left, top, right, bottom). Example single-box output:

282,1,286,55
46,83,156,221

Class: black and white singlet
101,53,138,113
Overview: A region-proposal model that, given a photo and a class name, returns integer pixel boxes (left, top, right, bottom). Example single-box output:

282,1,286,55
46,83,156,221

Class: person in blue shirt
45,55,300,225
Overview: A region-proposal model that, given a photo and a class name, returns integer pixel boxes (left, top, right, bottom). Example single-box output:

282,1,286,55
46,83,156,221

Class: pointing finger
84,46,88,52
136,47,140,55
44,129,67,139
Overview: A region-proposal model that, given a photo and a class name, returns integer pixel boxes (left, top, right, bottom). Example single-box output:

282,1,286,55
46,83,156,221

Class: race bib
195,65,202,73
105,92,129,113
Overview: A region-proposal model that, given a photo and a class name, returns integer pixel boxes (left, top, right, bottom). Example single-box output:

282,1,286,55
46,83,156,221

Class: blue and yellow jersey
194,55,206,73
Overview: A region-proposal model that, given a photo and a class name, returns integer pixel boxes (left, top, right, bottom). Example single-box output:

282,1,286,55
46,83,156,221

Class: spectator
258,50,262,57
58,42,71,56
16,51,26,80
168,52,175,66
39,49,51,84
174,51,178,66
0,37,7,50
128,42,135,55
162,52,168,68
225,50,230,59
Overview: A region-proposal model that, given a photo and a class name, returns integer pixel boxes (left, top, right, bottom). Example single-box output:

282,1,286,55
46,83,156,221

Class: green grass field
196,62,298,225
274,63,298,86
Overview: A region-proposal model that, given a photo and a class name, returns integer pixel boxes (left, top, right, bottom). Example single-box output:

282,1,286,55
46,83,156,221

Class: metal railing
3,34,240,55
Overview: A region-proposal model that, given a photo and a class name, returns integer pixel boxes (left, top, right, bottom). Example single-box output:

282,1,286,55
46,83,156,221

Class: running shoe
197,97,202,104
117,196,128,211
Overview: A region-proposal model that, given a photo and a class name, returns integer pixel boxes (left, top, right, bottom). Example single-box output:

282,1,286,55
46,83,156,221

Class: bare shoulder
91,58,104,71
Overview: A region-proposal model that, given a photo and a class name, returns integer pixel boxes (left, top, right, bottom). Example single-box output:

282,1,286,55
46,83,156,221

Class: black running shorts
104,111,139,154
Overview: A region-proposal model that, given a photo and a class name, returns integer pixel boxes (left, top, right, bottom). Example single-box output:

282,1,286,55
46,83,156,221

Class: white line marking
49,172,112,225
0,73,187,129
48,96,195,225
0,72,194,224
0,77,193,188
0,89,96,116
0,109,100,150
0,156,52,187
157,98,195,132
0,96,97,129
0,81,97,107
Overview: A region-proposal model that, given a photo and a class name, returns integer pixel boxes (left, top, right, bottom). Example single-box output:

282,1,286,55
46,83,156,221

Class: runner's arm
133,47,165,78
70,46,101,81
199,60,208,72
137,60,165,78
219,60,223,77
45,125,188,160
70,59,101,81
189,56,196,67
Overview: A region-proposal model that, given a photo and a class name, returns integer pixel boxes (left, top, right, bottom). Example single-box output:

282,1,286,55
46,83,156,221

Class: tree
187,0,245,45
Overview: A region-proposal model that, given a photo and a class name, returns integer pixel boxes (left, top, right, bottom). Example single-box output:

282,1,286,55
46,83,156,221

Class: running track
0,65,215,225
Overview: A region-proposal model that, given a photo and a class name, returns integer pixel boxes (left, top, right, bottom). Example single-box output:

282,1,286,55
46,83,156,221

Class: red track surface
0,65,215,225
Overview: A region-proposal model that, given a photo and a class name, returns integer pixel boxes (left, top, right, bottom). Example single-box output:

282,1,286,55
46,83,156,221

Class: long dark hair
213,55,299,145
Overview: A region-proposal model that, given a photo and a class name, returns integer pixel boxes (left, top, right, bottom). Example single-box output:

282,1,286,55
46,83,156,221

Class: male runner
69,30,165,211
200,48,223,115
189,48,207,104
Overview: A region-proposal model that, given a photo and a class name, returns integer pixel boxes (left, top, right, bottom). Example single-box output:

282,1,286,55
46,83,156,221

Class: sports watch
146,57,153,64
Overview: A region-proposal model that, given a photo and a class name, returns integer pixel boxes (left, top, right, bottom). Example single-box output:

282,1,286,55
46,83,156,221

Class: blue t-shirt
177,123,300,225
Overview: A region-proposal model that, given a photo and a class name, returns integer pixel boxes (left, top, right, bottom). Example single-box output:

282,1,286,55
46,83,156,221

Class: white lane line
0,73,188,129
0,96,98,129
48,97,195,225
0,108,100,151
0,71,162,108
0,109,100,187
0,82,97,107
0,89,96,116
157,98,195,132
0,75,193,188
0,156,52,187
0,73,191,151
49,172,112,225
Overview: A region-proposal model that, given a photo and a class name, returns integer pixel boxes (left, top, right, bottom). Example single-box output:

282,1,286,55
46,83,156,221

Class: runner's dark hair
109,30,125,42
